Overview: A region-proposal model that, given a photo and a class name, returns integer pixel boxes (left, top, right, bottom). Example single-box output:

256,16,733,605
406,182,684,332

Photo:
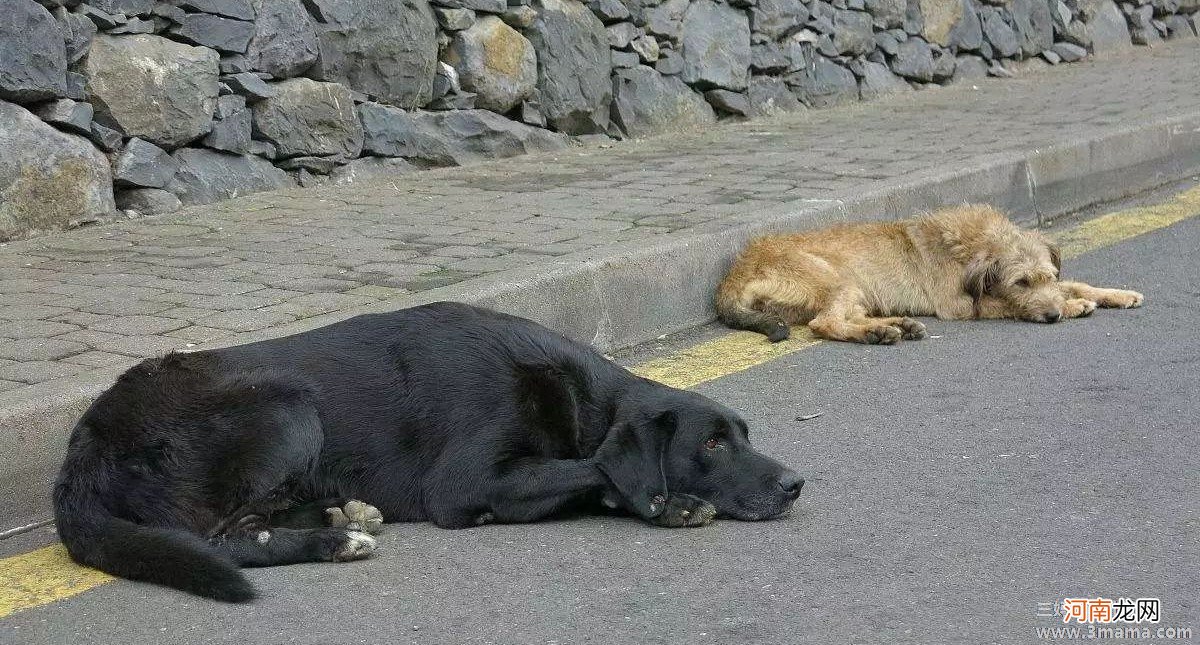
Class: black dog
54,302,803,602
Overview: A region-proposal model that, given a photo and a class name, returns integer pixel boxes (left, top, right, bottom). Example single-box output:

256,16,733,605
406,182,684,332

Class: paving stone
50,311,115,327
342,285,410,299
137,278,266,296
0,320,80,339
1,304,71,320
257,292,374,318
429,245,506,258
55,330,191,357
445,252,556,272
0,360,86,384
194,308,297,332
157,306,224,322
74,299,176,316
164,325,237,343
88,315,189,335
0,338,88,361
60,351,138,368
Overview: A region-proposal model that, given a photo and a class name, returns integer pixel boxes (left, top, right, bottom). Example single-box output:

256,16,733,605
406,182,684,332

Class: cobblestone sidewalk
2,42,1199,395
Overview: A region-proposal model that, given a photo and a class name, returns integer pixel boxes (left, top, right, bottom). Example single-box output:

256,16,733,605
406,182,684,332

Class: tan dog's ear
963,256,1002,302
1048,240,1062,274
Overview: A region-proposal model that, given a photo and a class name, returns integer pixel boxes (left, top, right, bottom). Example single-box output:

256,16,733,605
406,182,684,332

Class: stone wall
1,0,1197,239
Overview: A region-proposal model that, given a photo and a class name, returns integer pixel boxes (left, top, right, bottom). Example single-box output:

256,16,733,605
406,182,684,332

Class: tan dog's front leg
1059,281,1144,309
1060,298,1097,319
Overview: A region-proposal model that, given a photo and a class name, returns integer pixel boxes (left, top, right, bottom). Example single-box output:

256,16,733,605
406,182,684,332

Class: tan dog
716,204,1144,344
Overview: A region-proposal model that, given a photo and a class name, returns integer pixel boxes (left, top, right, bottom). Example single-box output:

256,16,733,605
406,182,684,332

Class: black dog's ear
593,410,676,520
963,256,1002,301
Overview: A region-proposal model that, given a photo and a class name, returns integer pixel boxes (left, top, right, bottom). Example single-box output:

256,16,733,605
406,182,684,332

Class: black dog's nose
778,473,804,498
1042,310,1061,323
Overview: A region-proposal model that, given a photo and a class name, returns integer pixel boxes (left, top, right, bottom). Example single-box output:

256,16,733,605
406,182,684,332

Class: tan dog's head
963,228,1064,322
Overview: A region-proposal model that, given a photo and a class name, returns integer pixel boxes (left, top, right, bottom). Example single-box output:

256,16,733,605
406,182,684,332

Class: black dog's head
597,386,803,522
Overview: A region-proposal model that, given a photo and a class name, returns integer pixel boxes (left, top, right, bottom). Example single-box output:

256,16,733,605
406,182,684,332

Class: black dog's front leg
472,458,608,526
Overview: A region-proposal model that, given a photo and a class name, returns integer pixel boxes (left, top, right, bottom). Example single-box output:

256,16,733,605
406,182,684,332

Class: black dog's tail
54,460,255,602
715,289,791,342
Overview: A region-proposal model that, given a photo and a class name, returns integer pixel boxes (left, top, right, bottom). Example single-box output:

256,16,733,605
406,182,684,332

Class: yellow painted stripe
1052,185,1200,258
1,186,1197,619
629,329,822,389
0,545,111,619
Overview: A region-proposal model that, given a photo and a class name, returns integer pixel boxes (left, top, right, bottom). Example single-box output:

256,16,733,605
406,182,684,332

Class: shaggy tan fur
716,204,1144,344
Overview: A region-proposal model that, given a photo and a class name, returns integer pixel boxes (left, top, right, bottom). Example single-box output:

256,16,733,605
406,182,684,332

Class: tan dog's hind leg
1059,280,1144,309
807,289,926,344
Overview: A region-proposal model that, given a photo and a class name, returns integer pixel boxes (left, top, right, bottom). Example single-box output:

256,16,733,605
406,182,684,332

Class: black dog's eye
704,437,720,450
1015,278,1031,288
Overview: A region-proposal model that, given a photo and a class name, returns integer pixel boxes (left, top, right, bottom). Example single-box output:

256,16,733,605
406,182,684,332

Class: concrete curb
4,110,1200,533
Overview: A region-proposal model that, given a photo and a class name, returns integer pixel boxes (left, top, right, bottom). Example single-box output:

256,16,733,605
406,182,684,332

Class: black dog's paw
898,318,928,340
649,494,717,528
331,530,377,562
325,499,384,534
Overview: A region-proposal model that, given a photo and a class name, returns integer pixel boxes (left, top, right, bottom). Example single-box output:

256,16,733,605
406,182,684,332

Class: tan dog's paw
897,318,928,340
325,500,384,534
863,325,902,345
1062,299,1097,319
1096,289,1144,309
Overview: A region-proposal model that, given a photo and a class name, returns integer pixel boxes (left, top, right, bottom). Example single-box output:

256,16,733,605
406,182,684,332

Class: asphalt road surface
2,200,1197,644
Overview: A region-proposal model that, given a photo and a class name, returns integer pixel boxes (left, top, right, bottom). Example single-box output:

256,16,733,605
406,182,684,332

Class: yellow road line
1052,185,1200,258
0,545,111,619
629,329,822,389
2,186,1198,619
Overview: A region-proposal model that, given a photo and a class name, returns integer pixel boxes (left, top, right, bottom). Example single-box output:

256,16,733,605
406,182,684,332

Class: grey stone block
114,138,178,188
358,103,568,166
680,0,752,91
34,98,93,135
53,7,97,64
83,35,219,149
305,0,439,109
170,13,256,54
443,16,537,113
0,0,68,103
177,0,254,19
246,0,319,78
165,148,295,205
525,0,612,134
251,78,364,159
0,100,114,238
611,65,717,137
203,95,252,153
115,188,183,214
703,89,751,116
224,72,276,101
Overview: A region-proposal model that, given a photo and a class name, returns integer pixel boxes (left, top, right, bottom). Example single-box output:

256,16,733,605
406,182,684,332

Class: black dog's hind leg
212,516,376,567
199,387,381,567
271,498,385,534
